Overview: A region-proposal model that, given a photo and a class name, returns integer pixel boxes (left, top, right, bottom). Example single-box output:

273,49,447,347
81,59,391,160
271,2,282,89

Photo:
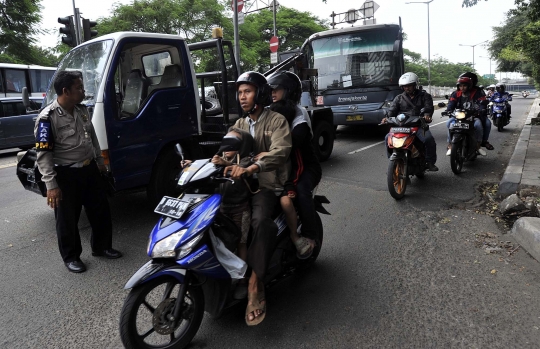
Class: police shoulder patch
35,118,54,151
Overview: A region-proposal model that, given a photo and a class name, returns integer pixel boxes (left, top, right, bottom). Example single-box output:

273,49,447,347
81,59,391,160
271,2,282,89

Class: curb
511,217,540,262
497,98,540,198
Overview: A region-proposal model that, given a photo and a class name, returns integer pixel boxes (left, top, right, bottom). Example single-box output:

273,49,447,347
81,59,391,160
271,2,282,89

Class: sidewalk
498,97,540,263
498,97,540,197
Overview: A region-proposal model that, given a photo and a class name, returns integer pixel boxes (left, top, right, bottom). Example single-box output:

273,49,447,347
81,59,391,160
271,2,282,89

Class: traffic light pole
72,0,81,46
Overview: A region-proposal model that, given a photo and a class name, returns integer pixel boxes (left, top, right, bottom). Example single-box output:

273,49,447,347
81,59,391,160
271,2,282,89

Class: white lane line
347,119,448,154
0,163,16,169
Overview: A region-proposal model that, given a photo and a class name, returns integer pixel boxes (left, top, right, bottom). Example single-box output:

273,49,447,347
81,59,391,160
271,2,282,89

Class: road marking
347,119,448,154
0,163,17,169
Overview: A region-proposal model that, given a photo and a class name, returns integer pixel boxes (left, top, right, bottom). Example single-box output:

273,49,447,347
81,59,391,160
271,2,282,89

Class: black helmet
236,71,271,107
496,83,506,92
459,72,478,87
267,70,302,103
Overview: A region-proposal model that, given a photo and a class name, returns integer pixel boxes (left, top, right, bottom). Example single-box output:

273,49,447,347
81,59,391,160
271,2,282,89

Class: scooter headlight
456,111,466,119
392,136,406,148
151,229,188,258
397,113,407,122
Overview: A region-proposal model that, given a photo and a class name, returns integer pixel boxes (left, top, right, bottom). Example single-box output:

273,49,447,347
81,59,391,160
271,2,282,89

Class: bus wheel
312,121,334,162
147,147,183,206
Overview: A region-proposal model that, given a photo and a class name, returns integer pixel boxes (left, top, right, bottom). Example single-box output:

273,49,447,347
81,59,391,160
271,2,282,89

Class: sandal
245,289,266,326
482,141,494,150
294,237,314,260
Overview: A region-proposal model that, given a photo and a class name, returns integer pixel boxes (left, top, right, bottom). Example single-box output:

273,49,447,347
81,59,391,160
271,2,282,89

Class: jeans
446,118,484,143
385,129,437,164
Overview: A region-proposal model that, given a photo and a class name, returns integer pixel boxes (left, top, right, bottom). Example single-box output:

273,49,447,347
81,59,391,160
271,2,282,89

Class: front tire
147,147,183,206
387,158,407,200
119,277,204,349
498,118,504,132
450,142,464,174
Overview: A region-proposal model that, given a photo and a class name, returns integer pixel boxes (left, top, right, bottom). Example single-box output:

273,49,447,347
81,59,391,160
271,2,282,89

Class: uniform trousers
54,161,112,263
247,188,278,281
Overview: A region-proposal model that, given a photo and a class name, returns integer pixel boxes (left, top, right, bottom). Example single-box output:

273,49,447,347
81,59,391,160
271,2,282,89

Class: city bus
301,22,405,126
0,63,56,98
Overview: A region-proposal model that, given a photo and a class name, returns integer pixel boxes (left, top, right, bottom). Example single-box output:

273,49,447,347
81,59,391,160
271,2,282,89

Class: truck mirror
22,87,30,108
175,143,185,162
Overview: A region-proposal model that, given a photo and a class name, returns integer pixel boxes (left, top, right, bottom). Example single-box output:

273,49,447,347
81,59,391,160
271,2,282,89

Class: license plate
452,123,469,129
154,196,191,219
346,115,363,121
390,127,411,133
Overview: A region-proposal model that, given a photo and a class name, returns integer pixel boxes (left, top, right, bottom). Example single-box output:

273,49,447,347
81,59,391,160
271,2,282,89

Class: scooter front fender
124,260,186,290
451,134,464,144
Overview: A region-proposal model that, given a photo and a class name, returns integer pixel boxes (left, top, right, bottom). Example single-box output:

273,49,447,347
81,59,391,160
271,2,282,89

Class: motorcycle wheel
498,118,504,132
119,277,204,349
450,142,464,174
387,158,407,200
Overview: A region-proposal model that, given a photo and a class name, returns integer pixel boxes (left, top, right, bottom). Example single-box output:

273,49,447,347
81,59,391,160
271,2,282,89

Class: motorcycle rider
491,83,512,122
444,75,491,156
486,84,496,98
225,71,292,326
266,70,322,259
382,72,439,172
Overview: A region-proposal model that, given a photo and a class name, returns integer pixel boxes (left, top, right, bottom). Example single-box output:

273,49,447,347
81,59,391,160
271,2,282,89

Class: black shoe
92,248,123,259
426,163,439,172
65,260,87,273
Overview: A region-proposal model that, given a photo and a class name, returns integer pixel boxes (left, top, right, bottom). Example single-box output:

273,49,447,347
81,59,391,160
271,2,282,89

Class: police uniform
34,100,113,263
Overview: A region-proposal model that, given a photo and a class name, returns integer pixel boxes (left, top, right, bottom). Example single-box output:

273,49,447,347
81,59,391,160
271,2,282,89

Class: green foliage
0,0,43,63
96,0,231,43
238,7,328,72
404,49,486,87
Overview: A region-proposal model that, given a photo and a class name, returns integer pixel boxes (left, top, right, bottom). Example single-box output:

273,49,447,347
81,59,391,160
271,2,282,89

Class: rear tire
450,142,464,174
312,121,334,162
119,277,204,349
201,97,222,116
387,158,407,200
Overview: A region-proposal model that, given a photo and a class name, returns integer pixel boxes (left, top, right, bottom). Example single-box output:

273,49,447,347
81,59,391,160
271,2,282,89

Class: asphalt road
1,96,539,348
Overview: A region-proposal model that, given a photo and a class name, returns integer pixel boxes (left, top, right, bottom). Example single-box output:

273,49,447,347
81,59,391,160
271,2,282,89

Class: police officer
34,71,122,273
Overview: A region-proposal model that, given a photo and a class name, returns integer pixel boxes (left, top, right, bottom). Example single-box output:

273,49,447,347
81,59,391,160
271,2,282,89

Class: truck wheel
312,121,334,162
147,147,183,206
201,97,222,116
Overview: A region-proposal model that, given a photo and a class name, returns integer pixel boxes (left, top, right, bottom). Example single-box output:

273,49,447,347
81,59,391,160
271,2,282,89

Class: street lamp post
405,0,434,95
459,40,488,70
479,55,492,75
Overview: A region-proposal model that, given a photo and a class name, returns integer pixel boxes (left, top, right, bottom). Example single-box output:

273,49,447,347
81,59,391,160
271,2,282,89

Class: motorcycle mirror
419,108,426,115
438,102,446,108
175,143,185,162
444,94,449,100
463,101,472,109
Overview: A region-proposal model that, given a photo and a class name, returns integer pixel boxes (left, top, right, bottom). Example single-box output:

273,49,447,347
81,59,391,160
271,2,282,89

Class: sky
38,0,518,80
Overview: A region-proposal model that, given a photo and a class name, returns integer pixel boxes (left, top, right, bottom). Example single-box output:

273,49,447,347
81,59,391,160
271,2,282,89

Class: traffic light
83,19,98,42
58,16,76,47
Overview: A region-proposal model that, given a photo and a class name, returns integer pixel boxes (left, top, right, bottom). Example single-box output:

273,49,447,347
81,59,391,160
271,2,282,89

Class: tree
0,0,43,63
238,6,328,72
97,0,231,43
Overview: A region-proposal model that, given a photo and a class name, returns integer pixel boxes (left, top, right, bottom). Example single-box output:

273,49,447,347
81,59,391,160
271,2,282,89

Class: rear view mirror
438,102,446,108
444,94,449,100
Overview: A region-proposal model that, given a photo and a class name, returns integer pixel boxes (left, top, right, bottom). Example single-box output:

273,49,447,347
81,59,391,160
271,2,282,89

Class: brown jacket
233,109,292,190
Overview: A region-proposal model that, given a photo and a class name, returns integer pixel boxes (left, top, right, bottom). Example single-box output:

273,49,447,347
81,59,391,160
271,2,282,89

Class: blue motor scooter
119,143,329,349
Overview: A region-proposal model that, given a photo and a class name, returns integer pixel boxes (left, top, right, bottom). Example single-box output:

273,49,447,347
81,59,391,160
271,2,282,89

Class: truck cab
18,31,239,203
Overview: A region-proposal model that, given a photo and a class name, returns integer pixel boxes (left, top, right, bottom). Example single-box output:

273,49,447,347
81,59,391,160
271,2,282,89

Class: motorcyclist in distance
382,72,438,172
491,83,513,121
486,84,496,98
444,75,492,156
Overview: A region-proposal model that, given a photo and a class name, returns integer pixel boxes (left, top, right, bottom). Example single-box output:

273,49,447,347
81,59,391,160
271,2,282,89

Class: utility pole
71,0,81,46
233,0,241,74
406,1,433,95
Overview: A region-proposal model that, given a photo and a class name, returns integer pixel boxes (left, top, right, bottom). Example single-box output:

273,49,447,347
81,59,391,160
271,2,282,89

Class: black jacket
387,90,434,118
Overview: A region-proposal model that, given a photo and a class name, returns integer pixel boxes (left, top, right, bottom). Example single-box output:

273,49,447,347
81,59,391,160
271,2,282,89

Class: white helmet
398,72,419,87
487,84,496,89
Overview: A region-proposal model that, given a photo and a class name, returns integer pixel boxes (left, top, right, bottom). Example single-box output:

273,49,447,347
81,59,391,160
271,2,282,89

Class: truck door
103,38,199,191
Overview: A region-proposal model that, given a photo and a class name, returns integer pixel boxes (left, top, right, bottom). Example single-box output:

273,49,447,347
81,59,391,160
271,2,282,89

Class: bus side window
5,69,27,93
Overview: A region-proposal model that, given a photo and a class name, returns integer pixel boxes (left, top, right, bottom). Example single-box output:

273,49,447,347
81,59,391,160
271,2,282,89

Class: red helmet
456,76,473,87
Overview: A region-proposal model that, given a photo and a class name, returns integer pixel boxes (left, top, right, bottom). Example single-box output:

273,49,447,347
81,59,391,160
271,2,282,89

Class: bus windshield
310,28,400,90
45,40,113,105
